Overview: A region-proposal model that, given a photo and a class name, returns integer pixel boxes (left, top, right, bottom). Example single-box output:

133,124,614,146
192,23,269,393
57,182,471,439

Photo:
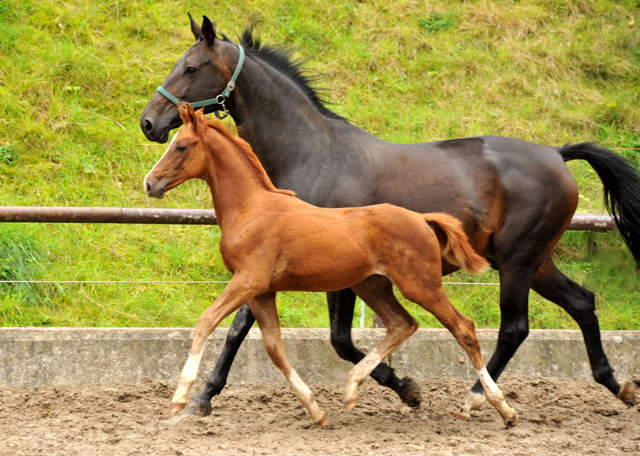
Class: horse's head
141,14,239,143
144,103,209,198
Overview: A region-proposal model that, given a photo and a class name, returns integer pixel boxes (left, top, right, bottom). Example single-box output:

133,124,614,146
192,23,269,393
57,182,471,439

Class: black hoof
184,397,213,417
397,376,422,408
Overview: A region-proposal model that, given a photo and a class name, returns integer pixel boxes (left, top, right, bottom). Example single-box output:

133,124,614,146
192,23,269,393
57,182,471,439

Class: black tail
561,143,640,267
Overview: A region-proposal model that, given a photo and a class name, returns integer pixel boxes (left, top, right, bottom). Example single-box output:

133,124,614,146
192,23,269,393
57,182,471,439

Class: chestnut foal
144,103,518,428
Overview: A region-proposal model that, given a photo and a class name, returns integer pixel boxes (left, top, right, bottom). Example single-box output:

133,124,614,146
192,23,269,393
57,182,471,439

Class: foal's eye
176,145,187,153
185,66,197,75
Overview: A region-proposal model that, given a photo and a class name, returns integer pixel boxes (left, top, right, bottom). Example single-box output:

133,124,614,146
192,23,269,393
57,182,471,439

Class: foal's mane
204,118,296,197
221,28,347,123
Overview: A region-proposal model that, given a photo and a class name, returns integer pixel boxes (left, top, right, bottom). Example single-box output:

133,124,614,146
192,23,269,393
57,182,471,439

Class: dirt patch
1,375,638,455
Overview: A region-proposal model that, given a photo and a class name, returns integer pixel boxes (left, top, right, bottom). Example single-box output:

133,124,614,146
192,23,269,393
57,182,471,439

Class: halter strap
156,44,245,119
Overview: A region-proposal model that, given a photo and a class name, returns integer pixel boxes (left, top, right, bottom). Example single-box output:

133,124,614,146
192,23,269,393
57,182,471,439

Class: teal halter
156,44,245,120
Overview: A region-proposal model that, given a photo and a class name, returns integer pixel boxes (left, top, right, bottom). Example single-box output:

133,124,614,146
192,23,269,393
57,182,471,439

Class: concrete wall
1,328,639,386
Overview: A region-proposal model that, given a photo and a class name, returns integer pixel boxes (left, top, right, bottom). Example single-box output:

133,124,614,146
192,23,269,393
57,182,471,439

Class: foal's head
144,103,210,199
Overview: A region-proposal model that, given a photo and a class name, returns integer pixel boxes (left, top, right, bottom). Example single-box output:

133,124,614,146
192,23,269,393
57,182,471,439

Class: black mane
235,29,347,122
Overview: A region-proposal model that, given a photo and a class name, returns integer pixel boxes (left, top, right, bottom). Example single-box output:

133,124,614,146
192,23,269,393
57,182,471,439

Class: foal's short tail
424,213,490,274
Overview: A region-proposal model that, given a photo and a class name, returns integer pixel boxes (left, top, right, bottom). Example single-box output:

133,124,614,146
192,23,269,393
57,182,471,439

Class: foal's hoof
617,379,637,406
462,391,487,413
169,401,187,415
313,411,327,427
184,397,213,417
397,376,422,408
449,410,471,421
503,408,519,429
345,398,358,412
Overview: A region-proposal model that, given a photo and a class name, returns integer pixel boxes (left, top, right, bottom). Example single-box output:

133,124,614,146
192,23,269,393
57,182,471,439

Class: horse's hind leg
345,276,419,410
171,275,263,414
249,293,326,426
397,277,518,428
328,289,421,407
532,259,636,405
185,303,256,416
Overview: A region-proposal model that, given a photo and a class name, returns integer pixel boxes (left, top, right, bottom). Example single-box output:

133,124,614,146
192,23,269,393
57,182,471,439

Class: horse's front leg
170,275,264,414
328,289,422,407
185,303,256,416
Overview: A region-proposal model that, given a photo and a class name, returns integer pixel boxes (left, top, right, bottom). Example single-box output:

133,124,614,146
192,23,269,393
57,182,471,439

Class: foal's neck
202,127,285,228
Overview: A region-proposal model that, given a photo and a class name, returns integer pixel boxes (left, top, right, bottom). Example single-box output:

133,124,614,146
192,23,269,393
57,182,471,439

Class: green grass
0,0,638,329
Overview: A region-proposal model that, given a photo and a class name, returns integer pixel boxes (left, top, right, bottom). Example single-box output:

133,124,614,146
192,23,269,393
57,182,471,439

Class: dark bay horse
144,102,518,427
140,15,640,416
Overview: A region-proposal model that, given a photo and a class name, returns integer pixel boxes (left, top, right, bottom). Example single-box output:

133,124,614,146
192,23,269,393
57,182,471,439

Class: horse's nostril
143,118,153,133
146,182,151,194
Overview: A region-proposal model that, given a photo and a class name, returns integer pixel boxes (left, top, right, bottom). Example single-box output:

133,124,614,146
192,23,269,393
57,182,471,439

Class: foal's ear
177,102,197,127
188,12,202,41
201,15,216,46
193,108,208,134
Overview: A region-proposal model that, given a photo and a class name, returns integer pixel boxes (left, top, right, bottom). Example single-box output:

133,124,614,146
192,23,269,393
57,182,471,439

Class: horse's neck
229,58,344,182
203,132,270,227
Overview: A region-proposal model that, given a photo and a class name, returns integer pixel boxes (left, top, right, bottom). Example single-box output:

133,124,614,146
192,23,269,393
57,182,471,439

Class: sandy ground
1,375,639,456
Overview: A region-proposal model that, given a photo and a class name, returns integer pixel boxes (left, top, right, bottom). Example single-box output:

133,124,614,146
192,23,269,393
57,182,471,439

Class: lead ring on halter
155,44,245,120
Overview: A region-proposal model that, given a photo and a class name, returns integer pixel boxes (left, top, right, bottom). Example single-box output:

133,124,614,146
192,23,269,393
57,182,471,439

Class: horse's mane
221,29,347,123
204,118,296,197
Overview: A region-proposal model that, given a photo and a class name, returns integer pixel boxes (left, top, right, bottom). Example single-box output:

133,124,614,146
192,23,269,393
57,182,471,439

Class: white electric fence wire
0,280,500,285
1,280,500,328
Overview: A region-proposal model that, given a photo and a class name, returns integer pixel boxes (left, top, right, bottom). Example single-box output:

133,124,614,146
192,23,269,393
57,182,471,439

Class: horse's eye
176,145,187,153
185,66,197,75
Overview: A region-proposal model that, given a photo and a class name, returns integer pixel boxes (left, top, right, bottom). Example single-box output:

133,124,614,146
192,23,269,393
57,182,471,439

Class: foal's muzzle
144,176,165,199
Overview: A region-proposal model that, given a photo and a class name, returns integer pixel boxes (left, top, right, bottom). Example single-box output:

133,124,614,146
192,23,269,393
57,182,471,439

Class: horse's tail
423,213,489,274
560,143,640,268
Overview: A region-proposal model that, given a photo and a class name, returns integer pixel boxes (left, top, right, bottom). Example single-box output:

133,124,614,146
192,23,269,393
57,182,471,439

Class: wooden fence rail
0,206,616,231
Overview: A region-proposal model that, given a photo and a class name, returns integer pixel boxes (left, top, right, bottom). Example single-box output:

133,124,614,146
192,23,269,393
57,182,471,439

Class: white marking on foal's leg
286,368,326,426
344,347,383,411
170,351,203,414
476,367,518,428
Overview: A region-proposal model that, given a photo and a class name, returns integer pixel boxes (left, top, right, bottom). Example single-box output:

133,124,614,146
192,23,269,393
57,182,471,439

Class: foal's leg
249,293,326,425
171,275,263,414
185,303,256,416
462,265,536,415
532,259,636,405
345,277,419,410
397,278,518,428
328,289,421,407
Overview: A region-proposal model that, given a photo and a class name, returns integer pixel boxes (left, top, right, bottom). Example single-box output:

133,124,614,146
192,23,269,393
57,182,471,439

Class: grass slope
0,0,638,328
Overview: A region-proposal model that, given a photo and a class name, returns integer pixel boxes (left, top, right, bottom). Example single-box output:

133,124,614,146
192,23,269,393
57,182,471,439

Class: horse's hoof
397,376,422,408
503,408,519,429
617,379,636,406
169,401,187,415
184,397,213,417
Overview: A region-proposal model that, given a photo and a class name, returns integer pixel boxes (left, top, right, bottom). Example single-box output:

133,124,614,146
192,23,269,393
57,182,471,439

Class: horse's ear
201,15,216,46
188,12,202,41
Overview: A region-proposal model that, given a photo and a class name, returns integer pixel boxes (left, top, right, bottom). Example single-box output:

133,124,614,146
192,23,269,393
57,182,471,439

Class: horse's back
363,134,578,258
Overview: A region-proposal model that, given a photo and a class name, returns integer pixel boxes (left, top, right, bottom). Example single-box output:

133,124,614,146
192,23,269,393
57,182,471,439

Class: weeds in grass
418,12,457,34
